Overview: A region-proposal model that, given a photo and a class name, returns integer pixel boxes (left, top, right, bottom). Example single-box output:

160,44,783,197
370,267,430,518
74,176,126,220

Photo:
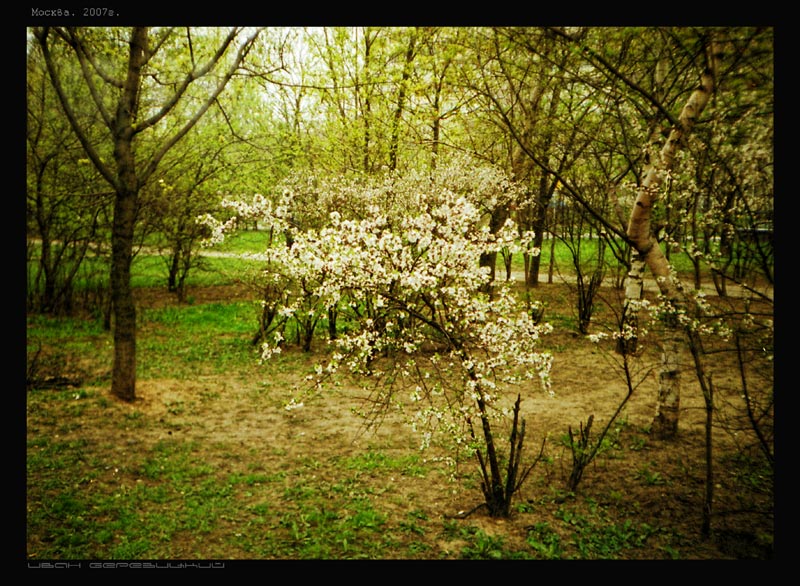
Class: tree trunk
389,30,416,172
527,203,548,287
109,27,148,402
35,26,259,402
617,255,646,355
526,176,560,287
651,322,682,437
623,35,721,438
362,27,375,173
110,188,138,402
479,205,510,294
168,248,181,292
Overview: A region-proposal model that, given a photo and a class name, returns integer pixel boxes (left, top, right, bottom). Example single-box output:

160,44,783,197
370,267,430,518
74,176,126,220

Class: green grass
139,301,261,377
27,313,107,340
497,235,699,276
131,255,264,289
26,230,772,560
27,237,267,297
208,229,276,254
27,300,262,383
216,230,713,279
552,502,661,559
27,232,712,306
26,433,424,559
27,437,242,558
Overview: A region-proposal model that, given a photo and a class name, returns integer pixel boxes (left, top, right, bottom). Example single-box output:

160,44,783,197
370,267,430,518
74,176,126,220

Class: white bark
622,36,721,438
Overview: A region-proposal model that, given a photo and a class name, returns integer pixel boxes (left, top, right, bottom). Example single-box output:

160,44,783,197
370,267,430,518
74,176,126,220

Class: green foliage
209,229,277,254
460,529,509,560
27,313,105,340
27,437,231,558
342,450,426,477
26,25,774,560
28,374,438,559
496,236,704,281
635,464,667,486
552,504,660,559
526,522,564,559
26,276,772,559
138,301,258,376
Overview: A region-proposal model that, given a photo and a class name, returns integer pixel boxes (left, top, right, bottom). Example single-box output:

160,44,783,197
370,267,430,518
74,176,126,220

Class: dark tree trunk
526,176,556,287
168,249,181,293
526,214,547,287
479,206,510,294
109,26,147,402
389,30,416,171
110,188,138,402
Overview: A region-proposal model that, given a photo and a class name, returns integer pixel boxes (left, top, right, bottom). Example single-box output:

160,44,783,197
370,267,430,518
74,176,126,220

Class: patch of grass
26,264,774,560
138,301,259,377
572,518,658,559
229,472,271,486
436,521,524,560
27,436,260,559
723,452,774,494
130,255,172,289
495,235,704,283
27,314,106,339
342,449,427,478
635,464,667,486
267,482,393,559
460,529,509,560
399,510,428,536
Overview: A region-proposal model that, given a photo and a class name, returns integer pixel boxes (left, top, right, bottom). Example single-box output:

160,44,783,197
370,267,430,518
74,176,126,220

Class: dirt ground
28,277,775,560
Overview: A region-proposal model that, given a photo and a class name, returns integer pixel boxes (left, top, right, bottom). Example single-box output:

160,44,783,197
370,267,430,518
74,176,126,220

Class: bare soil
27,278,775,560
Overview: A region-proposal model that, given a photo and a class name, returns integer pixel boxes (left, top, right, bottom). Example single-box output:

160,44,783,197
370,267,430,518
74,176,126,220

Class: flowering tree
201,163,554,517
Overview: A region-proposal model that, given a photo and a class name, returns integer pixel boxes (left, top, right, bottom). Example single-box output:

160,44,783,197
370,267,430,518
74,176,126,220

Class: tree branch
140,28,262,184
33,27,117,189
135,28,243,134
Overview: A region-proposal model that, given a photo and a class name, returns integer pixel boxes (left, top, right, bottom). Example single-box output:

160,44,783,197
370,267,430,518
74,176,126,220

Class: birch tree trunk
623,35,722,439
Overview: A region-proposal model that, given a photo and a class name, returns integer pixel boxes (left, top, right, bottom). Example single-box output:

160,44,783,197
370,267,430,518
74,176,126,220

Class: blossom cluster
205,159,553,455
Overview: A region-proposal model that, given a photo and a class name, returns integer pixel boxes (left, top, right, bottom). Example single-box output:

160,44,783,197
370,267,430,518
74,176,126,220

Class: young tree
466,27,592,288
509,28,745,439
32,26,261,401
139,157,221,302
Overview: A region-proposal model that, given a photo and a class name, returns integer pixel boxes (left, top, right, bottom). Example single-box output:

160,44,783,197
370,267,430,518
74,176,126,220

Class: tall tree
613,31,723,438
496,27,580,287
32,26,261,401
